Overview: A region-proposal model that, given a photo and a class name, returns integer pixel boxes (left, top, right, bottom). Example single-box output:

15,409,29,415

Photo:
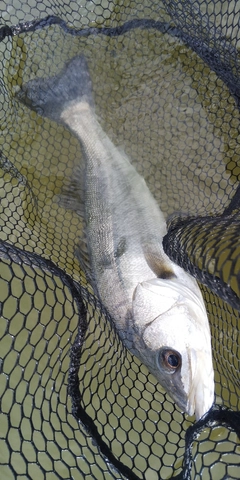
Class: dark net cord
69,316,142,480
0,3,239,479
0,240,87,332
1,8,240,112
223,182,240,216
0,14,180,41
1,12,239,315
162,1,240,106
163,215,240,311
1,239,239,480
0,10,239,111
163,191,240,312
0,238,154,480
174,407,240,480
69,314,240,480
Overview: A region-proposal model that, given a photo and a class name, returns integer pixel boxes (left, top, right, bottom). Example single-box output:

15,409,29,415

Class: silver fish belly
17,55,214,420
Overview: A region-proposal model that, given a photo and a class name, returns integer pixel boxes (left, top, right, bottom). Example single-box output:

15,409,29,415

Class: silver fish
17,55,214,419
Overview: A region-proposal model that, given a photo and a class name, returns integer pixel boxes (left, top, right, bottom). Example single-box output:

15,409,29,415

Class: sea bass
17,55,214,419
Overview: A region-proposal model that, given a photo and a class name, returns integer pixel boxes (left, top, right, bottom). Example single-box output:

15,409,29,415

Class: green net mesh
0,1,239,479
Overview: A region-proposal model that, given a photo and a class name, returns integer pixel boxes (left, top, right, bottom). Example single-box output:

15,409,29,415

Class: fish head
132,278,214,420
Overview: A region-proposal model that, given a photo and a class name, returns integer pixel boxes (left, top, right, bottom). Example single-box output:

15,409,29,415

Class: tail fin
16,55,93,122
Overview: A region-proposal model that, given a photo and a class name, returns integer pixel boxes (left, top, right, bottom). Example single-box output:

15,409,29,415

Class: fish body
17,56,214,419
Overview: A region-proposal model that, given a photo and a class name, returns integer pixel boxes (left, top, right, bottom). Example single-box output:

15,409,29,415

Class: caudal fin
16,55,93,122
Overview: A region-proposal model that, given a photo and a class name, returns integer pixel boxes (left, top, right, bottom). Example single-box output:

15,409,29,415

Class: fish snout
186,348,214,420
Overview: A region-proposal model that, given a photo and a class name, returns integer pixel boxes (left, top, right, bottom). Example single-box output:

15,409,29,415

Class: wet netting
0,1,239,479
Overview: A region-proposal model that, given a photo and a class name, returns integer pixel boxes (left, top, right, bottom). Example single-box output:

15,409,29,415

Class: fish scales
61,102,169,333
17,55,214,420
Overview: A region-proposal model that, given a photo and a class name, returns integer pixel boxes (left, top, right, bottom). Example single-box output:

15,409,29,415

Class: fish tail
16,55,93,122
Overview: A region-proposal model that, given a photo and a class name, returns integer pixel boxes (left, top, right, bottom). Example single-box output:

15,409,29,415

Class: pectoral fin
142,241,175,279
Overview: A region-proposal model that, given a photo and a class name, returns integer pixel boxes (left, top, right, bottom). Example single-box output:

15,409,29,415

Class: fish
17,55,214,420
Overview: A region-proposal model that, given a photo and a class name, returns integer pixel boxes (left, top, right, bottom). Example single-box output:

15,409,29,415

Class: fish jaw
132,279,214,418
186,348,214,420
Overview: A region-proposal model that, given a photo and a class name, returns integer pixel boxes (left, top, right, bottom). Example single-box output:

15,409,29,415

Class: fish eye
159,348,181,372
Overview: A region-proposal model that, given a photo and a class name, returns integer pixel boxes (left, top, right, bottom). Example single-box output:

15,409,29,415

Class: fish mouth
187,391,214,421
169,378,213,420
186,348,214,420
155,366,189,414
174,394,189,414
156,347,214,420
